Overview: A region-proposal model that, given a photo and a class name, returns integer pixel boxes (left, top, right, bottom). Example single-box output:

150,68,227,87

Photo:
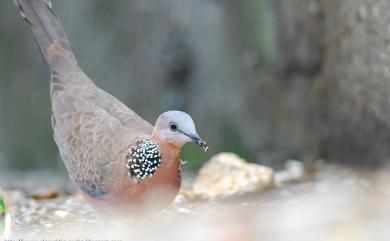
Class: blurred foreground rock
192,153,274,199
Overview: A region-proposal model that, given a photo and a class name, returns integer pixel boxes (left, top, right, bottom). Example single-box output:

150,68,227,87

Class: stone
192,153,274,199
30,187,59,200
274,160,307,185
54,210,69,218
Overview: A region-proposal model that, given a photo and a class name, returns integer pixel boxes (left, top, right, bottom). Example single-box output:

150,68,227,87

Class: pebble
54,210,69,218
177,207,192,214
29,187,59,200
274,160,307,185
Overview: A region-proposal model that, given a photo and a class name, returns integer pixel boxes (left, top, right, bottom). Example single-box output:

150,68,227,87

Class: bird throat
126,139,162,180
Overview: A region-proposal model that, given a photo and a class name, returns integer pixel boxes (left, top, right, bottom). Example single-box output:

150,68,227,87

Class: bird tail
15,0,77,69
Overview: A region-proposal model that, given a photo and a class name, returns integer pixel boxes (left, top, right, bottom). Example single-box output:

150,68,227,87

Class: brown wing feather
49,46,153,195
52,91,141,195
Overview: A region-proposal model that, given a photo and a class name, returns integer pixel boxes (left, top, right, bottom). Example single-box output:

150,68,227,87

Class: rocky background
1,0,390,171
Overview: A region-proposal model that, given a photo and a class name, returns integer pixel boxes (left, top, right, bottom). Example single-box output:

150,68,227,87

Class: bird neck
151,132,181,168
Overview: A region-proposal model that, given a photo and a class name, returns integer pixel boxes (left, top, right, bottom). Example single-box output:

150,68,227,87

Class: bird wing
51,70,153,196
48,43,153,134
76,86,153,134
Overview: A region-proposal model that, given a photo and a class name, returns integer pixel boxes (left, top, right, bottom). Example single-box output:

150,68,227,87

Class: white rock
274,160,306,185
54,210,69,218
192,153,274,199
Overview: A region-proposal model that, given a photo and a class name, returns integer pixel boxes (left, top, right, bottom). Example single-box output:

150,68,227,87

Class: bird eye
169,122,178,132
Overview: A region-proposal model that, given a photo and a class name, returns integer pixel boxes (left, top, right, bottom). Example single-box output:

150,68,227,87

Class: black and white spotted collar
126,139,162,181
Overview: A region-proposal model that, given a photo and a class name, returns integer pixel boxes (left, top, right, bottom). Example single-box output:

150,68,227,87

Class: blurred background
1,0,390,172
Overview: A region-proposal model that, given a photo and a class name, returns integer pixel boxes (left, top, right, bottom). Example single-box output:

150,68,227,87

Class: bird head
153,111,208,151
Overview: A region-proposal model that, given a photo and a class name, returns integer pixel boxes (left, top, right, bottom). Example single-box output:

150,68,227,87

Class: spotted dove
15,0,208,212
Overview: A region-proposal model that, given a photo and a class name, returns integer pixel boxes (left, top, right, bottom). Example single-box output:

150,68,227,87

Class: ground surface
1,162,389,241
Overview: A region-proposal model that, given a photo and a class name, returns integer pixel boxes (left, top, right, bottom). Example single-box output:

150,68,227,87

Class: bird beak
192,135,209,152
180,131,209,152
